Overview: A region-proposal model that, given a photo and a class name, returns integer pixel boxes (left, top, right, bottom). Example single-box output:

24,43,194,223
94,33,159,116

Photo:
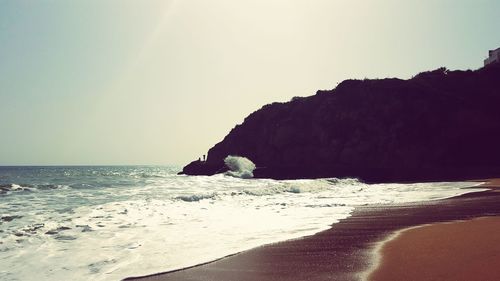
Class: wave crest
224,156,256,179
176,193,216,202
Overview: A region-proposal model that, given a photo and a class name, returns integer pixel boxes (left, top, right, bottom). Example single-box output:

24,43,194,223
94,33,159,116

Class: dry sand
367,179,500,281
368,216,500,281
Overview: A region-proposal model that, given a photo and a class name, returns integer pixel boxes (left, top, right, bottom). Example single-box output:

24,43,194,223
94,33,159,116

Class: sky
1,0,499,166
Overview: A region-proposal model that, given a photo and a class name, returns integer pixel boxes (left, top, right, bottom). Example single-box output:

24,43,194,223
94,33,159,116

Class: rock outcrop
180,64,500,182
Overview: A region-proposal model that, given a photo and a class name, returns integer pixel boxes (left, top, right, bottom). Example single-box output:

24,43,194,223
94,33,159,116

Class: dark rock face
181,64,500,182
180,159,226,176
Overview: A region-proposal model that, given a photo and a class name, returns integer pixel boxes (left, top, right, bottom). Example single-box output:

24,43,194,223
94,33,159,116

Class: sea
0,163,483,281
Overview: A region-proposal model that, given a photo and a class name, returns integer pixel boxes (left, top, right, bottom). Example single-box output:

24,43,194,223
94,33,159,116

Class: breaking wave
0,166,486,281
224,155,256,179
0,183,69,195
176,193,217,202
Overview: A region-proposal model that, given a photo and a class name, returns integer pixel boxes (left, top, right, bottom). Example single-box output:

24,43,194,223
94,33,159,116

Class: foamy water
0,166,484,281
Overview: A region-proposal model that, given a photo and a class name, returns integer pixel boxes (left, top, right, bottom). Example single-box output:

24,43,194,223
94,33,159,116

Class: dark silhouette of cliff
181,64,500,182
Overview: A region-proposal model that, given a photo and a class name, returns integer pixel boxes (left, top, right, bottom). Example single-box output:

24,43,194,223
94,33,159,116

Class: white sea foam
0,166,486,281
224,155,256,178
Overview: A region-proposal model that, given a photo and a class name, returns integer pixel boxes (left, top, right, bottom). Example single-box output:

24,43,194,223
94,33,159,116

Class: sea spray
224,155,256,178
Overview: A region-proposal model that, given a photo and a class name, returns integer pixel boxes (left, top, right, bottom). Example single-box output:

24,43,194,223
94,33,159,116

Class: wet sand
125,181,500,281
368,216,500,281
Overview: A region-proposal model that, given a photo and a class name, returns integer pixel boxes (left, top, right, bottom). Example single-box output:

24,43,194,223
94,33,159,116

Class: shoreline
366,216,500,281
364,179,500,281
125,180,500,281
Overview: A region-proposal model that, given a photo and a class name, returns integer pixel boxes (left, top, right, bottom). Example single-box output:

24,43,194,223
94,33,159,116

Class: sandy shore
366,179,500,281
125,180,500,281
368,216,500,281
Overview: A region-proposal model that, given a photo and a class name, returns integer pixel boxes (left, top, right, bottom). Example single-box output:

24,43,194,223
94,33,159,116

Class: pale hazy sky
1,0,499,165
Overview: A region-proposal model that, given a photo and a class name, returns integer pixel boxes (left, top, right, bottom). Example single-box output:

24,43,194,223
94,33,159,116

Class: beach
125,180,500,281
367,180,500,281
368,216,500,281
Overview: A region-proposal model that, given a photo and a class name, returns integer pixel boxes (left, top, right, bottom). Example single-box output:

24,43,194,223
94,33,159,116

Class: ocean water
0,165,483,281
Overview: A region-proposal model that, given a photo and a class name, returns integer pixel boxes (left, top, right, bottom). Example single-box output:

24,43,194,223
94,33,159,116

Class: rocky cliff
181,64,500,182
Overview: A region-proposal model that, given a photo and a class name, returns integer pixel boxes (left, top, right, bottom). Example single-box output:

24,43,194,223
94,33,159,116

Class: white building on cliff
484,47,500,66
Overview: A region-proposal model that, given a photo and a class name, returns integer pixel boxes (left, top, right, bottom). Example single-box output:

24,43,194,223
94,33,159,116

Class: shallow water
0,166,483,281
